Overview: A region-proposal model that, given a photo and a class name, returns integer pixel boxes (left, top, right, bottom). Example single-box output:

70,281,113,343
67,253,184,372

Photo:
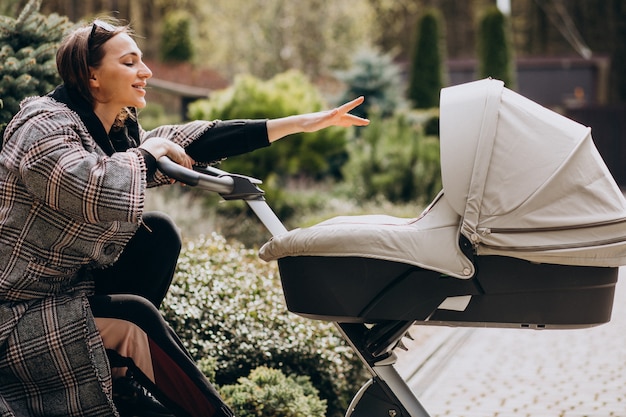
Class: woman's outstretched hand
303,96,370,131
267,96,370,143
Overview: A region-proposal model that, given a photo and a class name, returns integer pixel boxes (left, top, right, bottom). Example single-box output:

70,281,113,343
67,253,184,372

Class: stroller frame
157,155,618,417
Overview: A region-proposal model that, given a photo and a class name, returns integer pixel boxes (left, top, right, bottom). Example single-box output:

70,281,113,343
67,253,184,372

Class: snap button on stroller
158,78,626,417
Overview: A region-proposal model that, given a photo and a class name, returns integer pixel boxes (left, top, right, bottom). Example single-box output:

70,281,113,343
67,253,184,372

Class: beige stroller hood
441,78,626,266
260,78,626,277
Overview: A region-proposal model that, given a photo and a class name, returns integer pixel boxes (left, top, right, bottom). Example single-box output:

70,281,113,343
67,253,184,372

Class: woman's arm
266,96,369,143
140,97,369,170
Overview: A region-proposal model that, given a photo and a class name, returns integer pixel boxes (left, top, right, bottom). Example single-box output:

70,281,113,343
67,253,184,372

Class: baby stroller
158,78,626,417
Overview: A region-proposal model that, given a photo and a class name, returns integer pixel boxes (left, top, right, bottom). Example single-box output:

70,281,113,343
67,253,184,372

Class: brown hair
56,18,131,106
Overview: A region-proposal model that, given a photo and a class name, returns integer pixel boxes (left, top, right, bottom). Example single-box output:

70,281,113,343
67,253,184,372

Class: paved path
394,268,626,417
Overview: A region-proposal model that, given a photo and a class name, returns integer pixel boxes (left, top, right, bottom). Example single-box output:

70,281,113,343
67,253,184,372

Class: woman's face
89,33,152,110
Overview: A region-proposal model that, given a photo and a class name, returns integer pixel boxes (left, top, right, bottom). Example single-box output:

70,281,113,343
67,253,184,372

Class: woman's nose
140,62,153,79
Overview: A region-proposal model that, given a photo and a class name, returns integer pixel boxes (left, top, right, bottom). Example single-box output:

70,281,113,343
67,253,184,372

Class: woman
0,18,369,417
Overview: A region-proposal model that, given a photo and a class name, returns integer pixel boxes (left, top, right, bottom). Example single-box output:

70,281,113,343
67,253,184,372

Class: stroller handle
156,156,264,200
156,157,288,236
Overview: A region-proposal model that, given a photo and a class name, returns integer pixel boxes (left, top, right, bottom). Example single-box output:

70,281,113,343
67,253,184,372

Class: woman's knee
142,212,181,246
91,294,167,329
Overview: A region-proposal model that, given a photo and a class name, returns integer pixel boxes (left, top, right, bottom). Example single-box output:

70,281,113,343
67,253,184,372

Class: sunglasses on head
88,19,117,49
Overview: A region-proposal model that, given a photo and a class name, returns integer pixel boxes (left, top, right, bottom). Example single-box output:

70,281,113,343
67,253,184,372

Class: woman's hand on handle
266,96,370,143
139,137,195,169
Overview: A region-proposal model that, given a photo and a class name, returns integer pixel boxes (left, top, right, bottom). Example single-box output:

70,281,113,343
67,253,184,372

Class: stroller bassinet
259,78,626,329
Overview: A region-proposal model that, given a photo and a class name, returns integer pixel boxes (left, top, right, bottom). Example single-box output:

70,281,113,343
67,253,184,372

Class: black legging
90,212,233,417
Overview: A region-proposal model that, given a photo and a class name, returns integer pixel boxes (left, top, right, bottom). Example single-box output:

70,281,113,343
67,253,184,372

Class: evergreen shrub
162,233,367,417
220,366,327,417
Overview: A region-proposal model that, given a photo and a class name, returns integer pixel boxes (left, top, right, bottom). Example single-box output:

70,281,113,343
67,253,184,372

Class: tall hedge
407,8,445,109
477,5,516,88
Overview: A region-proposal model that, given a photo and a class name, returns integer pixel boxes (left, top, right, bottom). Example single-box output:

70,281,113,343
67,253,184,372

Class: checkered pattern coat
0,95,214,416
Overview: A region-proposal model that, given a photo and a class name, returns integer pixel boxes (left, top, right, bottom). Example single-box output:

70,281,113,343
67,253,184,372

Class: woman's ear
88,68,99,88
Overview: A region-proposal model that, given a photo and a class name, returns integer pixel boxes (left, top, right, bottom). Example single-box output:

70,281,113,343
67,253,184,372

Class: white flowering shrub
162,233,367,417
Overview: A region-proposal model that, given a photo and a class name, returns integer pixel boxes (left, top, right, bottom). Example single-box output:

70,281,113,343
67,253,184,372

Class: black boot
113,375,175,417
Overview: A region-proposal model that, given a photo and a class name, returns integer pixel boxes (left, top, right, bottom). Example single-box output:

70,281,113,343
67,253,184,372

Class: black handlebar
156,157,265,200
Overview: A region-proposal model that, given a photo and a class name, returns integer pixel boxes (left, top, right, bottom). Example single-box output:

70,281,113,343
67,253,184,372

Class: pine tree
0,0,75,135
407,8,445,109
335,48,405,120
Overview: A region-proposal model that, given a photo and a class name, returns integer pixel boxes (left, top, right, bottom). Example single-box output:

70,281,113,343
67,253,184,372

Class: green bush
342,109,442,204
220,366,326,417
188,70,351,182
162,233,367,417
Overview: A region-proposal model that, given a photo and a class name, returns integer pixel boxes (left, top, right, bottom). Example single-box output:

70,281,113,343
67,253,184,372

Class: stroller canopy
260,79,626,275
441,78,626,266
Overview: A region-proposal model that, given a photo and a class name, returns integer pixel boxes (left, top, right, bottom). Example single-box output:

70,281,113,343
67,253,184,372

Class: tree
0,0,75,136
477,5,516,89
407,8,446,109
190,0,374,81
160,9,194,63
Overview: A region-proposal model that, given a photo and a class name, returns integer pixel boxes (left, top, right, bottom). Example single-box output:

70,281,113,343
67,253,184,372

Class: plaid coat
0,92,220,416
